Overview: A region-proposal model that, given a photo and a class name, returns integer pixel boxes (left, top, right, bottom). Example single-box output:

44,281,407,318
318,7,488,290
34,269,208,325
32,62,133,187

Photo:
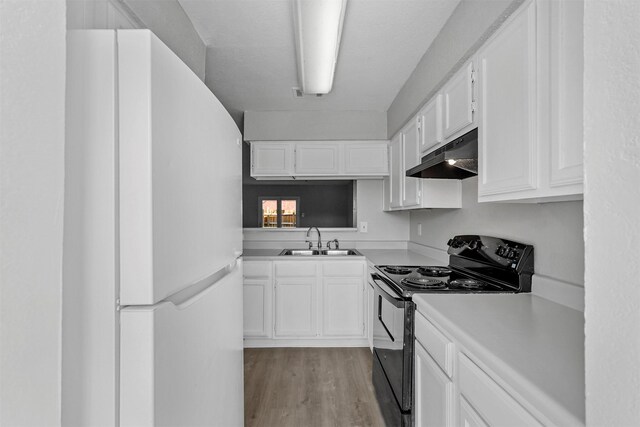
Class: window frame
258,196,301,229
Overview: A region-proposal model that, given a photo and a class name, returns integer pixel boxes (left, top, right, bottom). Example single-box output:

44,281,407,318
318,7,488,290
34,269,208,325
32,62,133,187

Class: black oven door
371,273,414,413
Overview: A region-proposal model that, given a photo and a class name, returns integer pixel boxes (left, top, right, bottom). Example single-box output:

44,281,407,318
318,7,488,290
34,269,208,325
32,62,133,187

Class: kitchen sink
279,249,362,256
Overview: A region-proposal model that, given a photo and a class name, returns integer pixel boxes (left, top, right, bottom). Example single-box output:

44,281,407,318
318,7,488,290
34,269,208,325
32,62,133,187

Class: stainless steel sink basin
279,249,321,256
279,249,361,256
321,249,361,256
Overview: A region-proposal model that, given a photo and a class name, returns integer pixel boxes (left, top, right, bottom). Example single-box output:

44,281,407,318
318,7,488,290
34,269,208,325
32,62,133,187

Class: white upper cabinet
477,0,538,198
442,61,475,140
389,134,403,209
477,0,583,202
402,119,421,207
344,142,389,175
419,94,443,154
250,141,388,179
548,0,584,193
295,143,340,175
384,125,462,211
251,142,294,176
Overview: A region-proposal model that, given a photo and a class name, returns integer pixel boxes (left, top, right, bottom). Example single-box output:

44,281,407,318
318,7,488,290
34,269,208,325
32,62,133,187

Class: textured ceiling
179,0,461,122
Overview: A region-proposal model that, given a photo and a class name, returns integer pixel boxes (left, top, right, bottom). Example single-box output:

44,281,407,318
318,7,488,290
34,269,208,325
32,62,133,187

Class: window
259,197,300,228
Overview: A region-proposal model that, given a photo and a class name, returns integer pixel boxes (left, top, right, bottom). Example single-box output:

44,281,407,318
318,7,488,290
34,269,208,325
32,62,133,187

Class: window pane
261,200,278,228
281,199,297,228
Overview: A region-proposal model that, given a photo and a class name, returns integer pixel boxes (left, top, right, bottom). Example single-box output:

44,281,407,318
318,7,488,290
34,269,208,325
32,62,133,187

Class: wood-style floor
244,347,385,427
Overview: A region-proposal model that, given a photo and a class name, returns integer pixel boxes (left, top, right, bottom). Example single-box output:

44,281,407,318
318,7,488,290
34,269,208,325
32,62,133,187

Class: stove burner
401,277,446,289
449,279,487,290
417,266,452,277
384,266,412,275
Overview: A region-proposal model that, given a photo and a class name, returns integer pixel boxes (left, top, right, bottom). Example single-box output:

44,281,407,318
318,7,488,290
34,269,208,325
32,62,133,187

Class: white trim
243,338,369,348
531,274,584,312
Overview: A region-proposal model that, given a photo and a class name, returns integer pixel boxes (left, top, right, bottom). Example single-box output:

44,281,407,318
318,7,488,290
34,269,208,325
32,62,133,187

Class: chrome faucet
327,239,339,250
305,226,322,249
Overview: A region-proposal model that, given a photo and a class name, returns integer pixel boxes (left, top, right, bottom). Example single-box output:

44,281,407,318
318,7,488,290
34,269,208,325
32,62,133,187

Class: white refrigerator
63,30,244,426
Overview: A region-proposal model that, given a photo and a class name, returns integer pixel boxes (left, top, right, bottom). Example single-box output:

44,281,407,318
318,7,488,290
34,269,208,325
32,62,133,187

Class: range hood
406,128,478,179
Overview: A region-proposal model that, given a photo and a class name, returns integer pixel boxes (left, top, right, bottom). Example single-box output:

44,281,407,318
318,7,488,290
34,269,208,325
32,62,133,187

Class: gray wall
243,183,354,228
244,110,387,141
410,177,584,286
387,0,523,137
123,0,206,80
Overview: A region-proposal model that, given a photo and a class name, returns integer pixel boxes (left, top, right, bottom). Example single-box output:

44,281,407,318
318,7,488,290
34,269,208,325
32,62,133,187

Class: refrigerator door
117,30,243,306
120,259,244,427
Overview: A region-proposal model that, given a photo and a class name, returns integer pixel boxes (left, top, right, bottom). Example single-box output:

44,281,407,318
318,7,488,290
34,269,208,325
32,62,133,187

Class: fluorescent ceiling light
293,0,347,95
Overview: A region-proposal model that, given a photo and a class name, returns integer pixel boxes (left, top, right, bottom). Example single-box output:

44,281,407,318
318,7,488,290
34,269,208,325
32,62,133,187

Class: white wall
584,0,640,424
244,110,388,141
409,177,584,286
67,0,207,81
243,180,410,249
0,1,66,425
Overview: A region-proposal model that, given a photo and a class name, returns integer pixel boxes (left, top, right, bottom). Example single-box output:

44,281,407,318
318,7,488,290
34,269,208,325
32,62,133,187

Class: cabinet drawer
244,261,272,279
458,353,542,426
274,261,317,277
414,311,454,377
322,262,364,277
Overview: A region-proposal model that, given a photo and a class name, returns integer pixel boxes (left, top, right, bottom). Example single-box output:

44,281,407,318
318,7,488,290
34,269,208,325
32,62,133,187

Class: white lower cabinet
414,341,454,427
322,277,364,337
415,309,546,427
243,261,272,338
274,277,317,337
244,259,368,346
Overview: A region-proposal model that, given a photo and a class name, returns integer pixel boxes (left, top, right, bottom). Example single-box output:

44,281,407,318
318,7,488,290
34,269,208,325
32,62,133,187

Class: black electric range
371,235,534,427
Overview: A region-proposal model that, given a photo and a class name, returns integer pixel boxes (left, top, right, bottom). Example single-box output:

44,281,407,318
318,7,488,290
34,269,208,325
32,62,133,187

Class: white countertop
413,293,585,426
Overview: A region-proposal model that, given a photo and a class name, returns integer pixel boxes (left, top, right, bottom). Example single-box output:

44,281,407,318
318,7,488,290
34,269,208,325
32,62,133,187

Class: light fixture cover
293,0,347,94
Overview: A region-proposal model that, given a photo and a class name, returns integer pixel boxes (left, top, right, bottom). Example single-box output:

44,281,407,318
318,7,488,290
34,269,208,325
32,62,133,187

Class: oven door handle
378,295,395,342
370,274,404,308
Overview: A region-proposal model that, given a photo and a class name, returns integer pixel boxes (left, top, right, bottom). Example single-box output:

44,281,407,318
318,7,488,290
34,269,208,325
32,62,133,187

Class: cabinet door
414,341,454,427
251,142,293,176
389,133,402,209
322,277,364,337
295,143,340,175
443,62,474,139
458,397,489,427
243,280,271,338
477,0,538,198
402,119,421,207
420,94,443,153
344,142,389,175
548,0,583,189
274,278,317,337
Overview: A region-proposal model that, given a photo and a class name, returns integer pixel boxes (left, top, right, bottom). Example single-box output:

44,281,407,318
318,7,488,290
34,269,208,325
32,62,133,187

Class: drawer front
458,353,542,426
322,261,365,277
274,261,317,277
243,261,272,279
415,310,454,377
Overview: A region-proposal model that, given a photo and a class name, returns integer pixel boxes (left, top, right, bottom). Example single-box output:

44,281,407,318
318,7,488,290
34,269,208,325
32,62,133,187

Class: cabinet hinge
471,70,477,83
471,101,477,112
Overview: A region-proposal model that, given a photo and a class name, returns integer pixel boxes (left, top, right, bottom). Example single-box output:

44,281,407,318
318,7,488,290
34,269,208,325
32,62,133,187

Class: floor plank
244,347,385,427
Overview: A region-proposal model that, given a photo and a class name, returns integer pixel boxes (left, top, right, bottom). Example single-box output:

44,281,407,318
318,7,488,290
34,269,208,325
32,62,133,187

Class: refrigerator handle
163,259,240,310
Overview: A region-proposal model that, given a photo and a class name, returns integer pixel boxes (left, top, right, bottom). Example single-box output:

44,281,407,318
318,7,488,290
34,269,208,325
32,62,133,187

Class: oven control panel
447,235,534,273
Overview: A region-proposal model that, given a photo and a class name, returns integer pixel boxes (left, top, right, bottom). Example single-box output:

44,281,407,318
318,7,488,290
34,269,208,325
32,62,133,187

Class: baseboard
244,338,370,348
532,274,584,311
